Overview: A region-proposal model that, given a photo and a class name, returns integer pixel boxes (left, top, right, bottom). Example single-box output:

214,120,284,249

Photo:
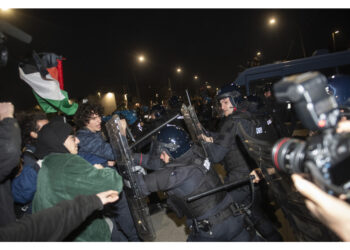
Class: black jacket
0,194,103,241
138,145,231,220
0,118,21,226
204,112,257,201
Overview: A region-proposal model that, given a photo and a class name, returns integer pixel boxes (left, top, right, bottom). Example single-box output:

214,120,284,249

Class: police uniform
137,144,260,242
205,108,283,241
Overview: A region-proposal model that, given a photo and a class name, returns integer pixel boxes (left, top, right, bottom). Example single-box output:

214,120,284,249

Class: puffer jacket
76,128,115,166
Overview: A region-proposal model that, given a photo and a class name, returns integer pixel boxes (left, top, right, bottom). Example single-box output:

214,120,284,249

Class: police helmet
156,125,192,159
217,82,242,107
327,74,350,108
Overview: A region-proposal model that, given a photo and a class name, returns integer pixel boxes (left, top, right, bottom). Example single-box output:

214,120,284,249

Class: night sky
1,8,350,111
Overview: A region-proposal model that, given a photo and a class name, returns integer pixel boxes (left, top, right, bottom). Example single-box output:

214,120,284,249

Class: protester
11,111,48,217
0,190,119,241
32,118,123,241
74,103,141,241
0,102,21,226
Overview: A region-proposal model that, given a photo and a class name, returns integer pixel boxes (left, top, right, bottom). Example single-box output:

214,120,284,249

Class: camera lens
272,138,306,174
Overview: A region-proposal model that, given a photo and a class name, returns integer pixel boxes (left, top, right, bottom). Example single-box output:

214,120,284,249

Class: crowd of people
1,76,350,242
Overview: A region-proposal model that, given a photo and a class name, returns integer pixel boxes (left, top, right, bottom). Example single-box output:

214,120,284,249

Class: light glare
138,55,145,62
269,18,276,25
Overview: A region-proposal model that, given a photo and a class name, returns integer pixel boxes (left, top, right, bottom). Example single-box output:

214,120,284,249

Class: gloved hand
132,165,146,175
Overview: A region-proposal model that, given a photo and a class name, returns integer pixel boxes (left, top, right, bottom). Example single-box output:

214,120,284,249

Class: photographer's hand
292,174,350,241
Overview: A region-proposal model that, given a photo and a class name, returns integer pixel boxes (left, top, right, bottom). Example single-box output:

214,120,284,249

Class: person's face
30,119,49,139
220,97,234,117
264,90,271,98
86,113,102,133
160,151,170,164
63,135,80,154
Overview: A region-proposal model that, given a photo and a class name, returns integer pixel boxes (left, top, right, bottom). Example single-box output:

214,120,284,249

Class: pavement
149,205,295,242
151,209,188,242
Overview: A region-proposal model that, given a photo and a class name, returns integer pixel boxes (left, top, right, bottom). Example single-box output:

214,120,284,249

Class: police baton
186,176,255,203
130,113,180,149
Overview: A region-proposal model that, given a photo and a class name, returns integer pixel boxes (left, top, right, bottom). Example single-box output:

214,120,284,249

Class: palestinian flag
19,52,78,116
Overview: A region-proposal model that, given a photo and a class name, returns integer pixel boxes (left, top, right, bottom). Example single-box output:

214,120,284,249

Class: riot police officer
260,84,292,137
135,125,261,241
200,83,283,241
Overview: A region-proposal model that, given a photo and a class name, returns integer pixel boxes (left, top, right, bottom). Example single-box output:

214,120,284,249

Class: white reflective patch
267,119,272,125
256,127,263,134
203,158,210,170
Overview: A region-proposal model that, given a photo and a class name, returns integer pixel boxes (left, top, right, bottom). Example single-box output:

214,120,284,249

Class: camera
271,71,350,196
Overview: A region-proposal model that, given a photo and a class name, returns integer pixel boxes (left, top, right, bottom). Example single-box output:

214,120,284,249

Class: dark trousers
228,187,283,241
110,192,141,241
187,214,261,242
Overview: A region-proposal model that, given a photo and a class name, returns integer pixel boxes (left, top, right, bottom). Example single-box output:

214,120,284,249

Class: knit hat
35,118,73,159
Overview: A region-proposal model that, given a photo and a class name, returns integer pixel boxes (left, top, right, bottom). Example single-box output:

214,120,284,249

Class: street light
269,17,276,25
256,51,261,57
138,55,145,63
106,92,114,99
176,67,182,73
194,75,198,80
332,30,340,51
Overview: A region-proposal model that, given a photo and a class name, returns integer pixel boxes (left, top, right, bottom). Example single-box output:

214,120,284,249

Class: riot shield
106,115,156,241
236,123,339,241
181,103,213,159
181,103,201,143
